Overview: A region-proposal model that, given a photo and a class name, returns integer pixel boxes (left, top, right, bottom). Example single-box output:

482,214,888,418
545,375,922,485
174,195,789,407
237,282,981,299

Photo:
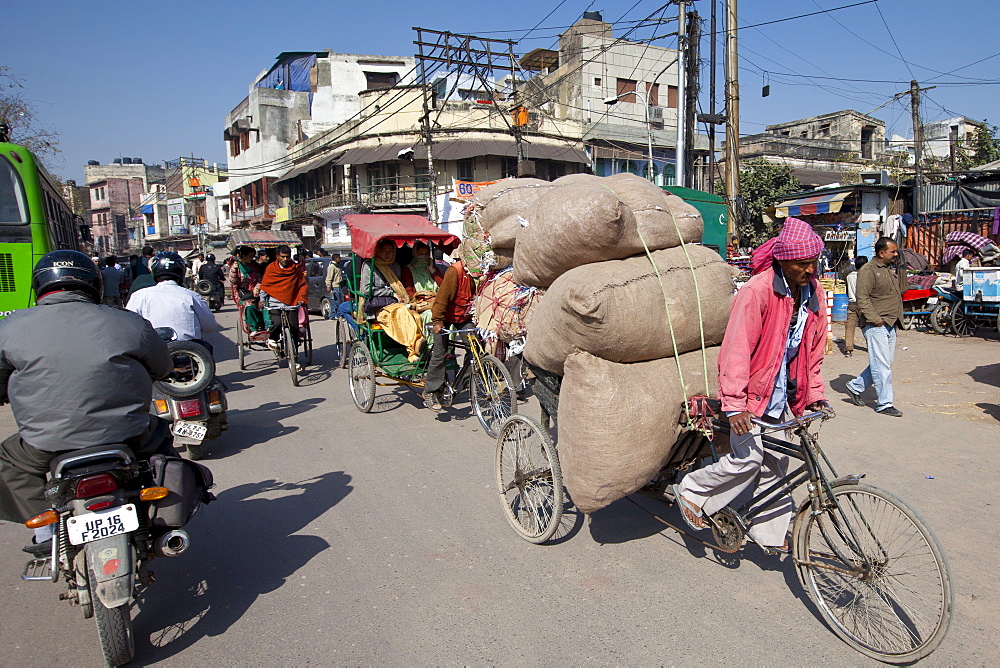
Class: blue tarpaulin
141,204,154,214
256,53,320,92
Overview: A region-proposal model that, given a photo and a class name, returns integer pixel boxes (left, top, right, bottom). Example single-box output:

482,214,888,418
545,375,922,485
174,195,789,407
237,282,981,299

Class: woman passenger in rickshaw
401,241,444,328
360,240,425,362
229,244,271,333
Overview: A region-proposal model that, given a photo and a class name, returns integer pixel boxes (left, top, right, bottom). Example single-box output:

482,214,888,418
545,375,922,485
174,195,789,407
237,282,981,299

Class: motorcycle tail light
75,474,119,498
177,399,204,418
140,487,170,501
208,390,222,407
25,510,58,528
85,500,115,511
153,399,169,414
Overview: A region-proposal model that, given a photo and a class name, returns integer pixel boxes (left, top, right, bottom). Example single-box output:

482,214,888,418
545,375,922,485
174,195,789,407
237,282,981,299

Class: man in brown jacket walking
845,237,908,416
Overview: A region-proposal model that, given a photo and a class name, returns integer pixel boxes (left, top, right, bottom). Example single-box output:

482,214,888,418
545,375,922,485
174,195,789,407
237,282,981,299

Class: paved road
1,307,997,665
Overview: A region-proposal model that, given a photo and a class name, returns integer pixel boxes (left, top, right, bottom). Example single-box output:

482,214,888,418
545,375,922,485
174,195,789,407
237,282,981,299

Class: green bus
0,135,83,318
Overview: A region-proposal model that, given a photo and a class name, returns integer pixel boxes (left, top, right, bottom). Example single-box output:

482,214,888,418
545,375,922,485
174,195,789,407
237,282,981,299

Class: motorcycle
195,278,224,312
927,285,962,335
20,402,214,666
151,329,227,461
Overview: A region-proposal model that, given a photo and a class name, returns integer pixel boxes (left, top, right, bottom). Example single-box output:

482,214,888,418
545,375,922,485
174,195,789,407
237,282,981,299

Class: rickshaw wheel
471,355,518,438
236,313,247,370
495,415,564,544
349,341,377,413
928,302,952,335
949,301,977,337
337,318,352,369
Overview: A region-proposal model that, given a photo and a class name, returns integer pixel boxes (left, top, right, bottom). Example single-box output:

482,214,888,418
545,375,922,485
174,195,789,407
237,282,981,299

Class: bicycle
495,388,953,664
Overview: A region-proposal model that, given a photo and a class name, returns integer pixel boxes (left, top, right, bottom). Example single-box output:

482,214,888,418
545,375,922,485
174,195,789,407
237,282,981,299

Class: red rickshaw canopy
345,214,460,258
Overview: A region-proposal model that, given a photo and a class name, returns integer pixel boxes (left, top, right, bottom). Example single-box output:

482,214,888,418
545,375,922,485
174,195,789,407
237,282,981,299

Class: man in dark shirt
845,237,908,417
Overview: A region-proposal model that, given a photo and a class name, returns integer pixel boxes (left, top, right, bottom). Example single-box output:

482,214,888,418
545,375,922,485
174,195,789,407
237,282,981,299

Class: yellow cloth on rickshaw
376,303,425,362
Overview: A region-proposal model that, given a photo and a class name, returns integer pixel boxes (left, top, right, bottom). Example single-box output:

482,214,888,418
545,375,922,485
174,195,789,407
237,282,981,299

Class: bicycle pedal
22,558,52,581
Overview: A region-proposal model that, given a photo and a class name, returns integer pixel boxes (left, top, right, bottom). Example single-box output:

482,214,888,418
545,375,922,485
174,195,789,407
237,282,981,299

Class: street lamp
604,90,655,182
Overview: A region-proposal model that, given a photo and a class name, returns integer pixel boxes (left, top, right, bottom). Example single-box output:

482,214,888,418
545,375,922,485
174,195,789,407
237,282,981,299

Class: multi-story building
84,158,166,253
737,110,889,186
224,51,416,229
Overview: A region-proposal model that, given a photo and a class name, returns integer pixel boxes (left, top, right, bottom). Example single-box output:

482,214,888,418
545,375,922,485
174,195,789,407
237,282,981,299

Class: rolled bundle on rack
470,178,557,250
558,348,720,514
524,244,734,375
474,269,544,345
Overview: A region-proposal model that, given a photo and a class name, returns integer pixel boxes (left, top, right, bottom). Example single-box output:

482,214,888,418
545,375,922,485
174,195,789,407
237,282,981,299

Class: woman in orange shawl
260,244,308,356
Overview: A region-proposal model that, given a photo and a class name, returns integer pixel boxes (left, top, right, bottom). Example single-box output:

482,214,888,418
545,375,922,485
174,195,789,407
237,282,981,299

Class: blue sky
6,0,999,182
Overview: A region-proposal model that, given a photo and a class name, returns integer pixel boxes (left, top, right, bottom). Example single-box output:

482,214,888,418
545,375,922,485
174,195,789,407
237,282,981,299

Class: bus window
0,156,29,225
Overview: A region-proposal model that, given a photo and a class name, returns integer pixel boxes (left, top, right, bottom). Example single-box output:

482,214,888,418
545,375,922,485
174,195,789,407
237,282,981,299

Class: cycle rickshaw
228,230,314,386
343,214,517,437
496,364,953,664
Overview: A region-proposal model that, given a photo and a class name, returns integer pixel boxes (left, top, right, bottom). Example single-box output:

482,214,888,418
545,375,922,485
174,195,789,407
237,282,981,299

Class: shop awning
774,190,851,218
274,151,344,184
227,229,302,249
333,139,589,165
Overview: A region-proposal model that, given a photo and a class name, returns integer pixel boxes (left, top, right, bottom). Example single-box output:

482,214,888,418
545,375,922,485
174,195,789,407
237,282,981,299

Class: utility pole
675,0,688,188
683,8,700,188
708,0,718,193
910,80,923,218
415,29,439,225
724,0,740,239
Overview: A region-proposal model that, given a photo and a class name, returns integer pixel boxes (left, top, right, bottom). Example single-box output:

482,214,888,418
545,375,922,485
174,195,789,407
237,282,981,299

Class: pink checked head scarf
750,217,825,275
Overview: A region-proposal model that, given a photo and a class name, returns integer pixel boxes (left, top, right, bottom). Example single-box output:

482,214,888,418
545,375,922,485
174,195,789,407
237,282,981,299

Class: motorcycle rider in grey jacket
0,251,173,553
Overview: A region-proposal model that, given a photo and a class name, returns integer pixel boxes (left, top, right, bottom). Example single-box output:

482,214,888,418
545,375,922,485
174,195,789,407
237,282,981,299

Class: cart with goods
950,266,1000,335
343,214,517,437
477,173,952,663
228,229,313,385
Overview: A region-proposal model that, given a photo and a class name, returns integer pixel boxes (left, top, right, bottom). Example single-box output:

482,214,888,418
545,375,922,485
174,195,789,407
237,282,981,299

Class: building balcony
288,176,446,216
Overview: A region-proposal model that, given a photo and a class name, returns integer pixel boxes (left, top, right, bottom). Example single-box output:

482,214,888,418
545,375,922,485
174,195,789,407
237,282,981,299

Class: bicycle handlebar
749,403,835,432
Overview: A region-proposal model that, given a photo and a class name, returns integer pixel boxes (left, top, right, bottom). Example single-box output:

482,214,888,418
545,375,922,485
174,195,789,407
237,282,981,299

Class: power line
873,0,915,80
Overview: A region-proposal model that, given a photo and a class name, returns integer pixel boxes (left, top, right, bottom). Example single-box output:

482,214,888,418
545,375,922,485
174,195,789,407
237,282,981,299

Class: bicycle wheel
495,415,563,544
348,341,376,412
950,301,977,337
337,318,351,369
928,302,952,335
284,320,298,387
471,354,517,438
303,322,313,365
793,482,953,663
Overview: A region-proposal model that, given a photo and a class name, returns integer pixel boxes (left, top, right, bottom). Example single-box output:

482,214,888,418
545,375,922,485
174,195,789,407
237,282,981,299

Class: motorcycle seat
50,445,136,478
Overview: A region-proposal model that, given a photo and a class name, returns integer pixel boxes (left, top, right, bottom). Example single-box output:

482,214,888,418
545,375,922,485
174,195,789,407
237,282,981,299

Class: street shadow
131,471,353,662
969,363,1000,388
977,403,1000,421
370,387,424,414
205,398,326,459
588,494,819,616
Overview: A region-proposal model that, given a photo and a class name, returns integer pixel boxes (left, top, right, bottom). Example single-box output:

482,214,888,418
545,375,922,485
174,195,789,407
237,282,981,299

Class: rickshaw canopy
345,214,460,258
227,229,302,250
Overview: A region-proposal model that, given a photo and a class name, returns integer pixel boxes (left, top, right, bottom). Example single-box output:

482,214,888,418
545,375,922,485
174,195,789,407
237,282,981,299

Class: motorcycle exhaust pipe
154,530,190,557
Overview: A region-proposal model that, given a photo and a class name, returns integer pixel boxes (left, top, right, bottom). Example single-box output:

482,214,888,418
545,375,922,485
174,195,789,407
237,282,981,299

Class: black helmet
205,253,216,263
150,252,186,283
32,250,103,303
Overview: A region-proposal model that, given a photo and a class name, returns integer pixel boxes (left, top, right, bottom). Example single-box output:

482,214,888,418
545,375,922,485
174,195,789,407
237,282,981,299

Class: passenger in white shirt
127,252,220,355
954,249,975,288
843,255,867,357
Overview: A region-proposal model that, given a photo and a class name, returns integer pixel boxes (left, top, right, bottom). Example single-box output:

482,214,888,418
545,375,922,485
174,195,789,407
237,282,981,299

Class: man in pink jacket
674,217,829,550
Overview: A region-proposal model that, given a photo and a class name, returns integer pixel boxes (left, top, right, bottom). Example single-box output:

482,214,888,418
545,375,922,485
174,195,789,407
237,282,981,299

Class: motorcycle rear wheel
928,302,952,335
90,569,134,666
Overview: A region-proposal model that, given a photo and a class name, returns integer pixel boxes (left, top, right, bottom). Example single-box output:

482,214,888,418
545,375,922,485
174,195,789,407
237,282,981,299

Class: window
501,157,518,178
616,78,637,103
0,156,29,225
646,82,660,107
364,71,400,91
594,77,602,87
819,123,831,138
667,85,679,108
240,132,250,150
456,158,474,182
230,138,240,157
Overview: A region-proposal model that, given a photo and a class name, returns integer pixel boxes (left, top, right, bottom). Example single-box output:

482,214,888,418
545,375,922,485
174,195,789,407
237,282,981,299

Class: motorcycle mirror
155,327,177,342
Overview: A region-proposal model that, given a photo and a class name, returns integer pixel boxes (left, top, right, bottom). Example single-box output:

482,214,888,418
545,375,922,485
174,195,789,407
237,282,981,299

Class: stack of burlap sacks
470,173,736,514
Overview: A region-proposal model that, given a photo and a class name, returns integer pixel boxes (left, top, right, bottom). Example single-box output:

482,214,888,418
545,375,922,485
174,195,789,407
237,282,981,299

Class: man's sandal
672,484,706,532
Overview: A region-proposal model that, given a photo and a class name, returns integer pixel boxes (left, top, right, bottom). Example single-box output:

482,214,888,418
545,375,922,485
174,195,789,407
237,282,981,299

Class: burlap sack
524,245,733,375
513,176,705,288
512,184,637,287
604,173,703,248
559,348,720,514
472,178,557,250
458,238,513,277
474,270,543,343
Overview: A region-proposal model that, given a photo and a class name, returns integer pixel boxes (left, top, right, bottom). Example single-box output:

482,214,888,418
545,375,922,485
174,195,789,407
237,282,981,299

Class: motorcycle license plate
174,420,208,440
67,504,139,546
926,297,938,304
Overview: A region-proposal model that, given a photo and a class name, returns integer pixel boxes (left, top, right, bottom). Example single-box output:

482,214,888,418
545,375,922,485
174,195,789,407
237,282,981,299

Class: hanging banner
451,178,506,202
